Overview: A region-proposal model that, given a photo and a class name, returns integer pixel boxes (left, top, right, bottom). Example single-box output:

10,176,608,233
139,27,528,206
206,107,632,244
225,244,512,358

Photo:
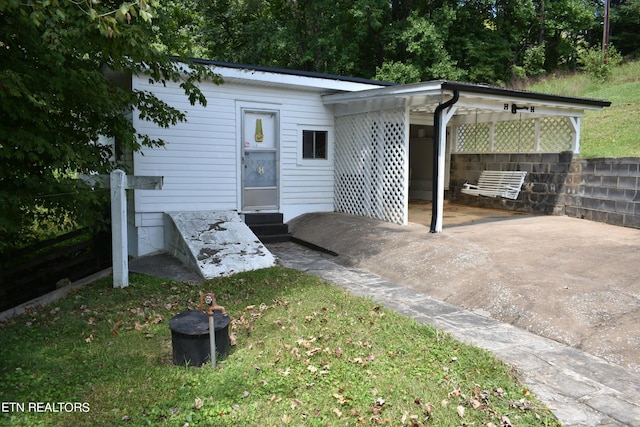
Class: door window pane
244,151,276,187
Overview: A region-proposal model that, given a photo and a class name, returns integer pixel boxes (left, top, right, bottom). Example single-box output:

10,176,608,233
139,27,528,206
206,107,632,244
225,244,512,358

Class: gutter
441,81,611,108
430,90,460,233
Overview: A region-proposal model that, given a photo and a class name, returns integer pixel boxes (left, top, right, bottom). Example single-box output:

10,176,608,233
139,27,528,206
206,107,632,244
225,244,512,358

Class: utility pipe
208,311,216,368
200,294,226,369
430,90,460,233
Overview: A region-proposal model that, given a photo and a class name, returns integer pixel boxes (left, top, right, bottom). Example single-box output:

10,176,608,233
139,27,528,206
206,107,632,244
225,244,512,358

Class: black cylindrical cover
169,310,230,366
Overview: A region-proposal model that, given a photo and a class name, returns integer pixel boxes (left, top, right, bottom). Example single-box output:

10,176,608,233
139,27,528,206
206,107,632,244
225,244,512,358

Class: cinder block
618,176,638,190
594,163,613,176
615,201,635,215
624,214,640,229
607,212,625,227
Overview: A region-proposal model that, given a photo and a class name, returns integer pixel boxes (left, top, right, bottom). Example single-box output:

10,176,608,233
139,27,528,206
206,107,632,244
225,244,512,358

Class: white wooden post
110,169,128,288
79,170,163,288
569,117,581,155
434,106,458,233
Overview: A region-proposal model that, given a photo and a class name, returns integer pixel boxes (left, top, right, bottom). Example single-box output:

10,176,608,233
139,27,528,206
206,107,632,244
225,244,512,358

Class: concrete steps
243,213,291,244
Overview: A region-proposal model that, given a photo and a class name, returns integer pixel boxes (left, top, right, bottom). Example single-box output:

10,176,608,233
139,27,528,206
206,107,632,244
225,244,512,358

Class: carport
322,81,610,232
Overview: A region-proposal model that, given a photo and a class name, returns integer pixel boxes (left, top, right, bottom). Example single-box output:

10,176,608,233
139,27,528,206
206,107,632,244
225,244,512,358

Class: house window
302,130,328,160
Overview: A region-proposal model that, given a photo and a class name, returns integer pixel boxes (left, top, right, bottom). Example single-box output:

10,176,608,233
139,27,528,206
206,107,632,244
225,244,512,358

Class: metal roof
178,59,611,116
183,58,395,92
322,80,611,120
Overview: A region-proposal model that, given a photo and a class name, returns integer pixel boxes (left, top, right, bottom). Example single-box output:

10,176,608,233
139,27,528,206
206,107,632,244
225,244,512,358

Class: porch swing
460,107,527,199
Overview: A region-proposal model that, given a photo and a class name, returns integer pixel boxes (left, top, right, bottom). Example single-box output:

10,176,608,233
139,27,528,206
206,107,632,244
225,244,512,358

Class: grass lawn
520,60,640,159
0,267,560,426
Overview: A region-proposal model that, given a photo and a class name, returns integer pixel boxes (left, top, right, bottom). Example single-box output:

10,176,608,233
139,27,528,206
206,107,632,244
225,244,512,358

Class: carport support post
431,91,459,233
570,117,581,154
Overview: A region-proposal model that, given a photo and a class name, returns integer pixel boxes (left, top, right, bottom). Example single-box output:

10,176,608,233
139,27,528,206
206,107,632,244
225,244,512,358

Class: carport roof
323,80,611,118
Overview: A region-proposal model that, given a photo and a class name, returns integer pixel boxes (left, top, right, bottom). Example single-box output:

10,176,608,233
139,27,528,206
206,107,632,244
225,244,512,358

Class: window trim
297,126,333,166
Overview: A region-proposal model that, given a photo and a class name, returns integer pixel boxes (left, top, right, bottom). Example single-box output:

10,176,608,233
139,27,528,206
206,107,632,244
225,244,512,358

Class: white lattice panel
540,117,573,152
455,117,574,153
494,119,536,152
456,123,491,152
335,108,408,225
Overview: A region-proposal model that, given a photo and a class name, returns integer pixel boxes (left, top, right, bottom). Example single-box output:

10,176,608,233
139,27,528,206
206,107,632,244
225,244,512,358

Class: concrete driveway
287,204,640,374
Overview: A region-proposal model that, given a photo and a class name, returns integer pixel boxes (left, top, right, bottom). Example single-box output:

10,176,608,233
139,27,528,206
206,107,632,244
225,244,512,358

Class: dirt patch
288,207,640,373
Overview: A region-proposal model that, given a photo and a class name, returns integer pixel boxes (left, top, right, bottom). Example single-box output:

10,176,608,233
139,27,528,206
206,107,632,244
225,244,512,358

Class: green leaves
0,0,216,245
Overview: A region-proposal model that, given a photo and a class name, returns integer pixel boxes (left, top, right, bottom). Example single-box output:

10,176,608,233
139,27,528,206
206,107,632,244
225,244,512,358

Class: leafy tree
376,9,464,83
541,0,598,70
200,0,390,78
610,0,640,57
0,0,217,248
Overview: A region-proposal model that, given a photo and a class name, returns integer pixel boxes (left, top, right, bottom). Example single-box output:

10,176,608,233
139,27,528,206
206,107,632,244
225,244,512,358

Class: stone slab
165,211,275,279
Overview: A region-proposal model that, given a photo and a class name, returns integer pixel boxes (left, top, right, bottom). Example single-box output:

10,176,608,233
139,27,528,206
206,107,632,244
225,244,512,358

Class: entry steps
243,213,291,244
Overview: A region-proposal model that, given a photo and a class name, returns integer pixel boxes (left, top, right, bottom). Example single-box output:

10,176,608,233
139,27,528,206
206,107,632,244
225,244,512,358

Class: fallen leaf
307,365,318,373
279,367,291,376
332,408,342,418
470,398,481,409
281,414,291,424
424,402,434,414
456,405,465,417
306,347,322,356
290,399,302,409
85,334,93,343
194,397,204,410
111,320,123,336
333,393,351,405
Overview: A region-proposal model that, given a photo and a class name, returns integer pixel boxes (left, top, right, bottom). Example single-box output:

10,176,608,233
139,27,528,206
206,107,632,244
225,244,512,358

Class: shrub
578,44,623,81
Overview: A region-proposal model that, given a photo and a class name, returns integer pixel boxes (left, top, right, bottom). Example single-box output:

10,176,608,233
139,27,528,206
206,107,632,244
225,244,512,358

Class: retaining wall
449,153,640,229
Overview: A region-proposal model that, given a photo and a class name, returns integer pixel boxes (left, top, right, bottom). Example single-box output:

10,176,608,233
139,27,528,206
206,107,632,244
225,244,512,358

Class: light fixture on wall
511,104,532,114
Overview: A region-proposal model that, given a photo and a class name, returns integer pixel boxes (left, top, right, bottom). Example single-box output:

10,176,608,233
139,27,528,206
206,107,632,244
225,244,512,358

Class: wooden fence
0,229,112,313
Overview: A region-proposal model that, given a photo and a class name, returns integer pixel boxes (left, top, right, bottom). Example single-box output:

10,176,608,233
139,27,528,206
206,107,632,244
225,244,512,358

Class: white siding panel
132,74,337,231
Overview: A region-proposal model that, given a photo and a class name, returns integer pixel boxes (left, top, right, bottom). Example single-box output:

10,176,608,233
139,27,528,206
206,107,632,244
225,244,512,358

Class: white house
125,60,610,258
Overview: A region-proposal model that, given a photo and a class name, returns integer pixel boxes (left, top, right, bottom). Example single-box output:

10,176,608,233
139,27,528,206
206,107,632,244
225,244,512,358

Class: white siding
131,75,338,254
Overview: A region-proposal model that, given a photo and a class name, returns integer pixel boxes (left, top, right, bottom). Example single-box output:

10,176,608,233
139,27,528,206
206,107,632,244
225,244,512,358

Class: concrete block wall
449,153,640,230
449,152,573,215
564,157,640,228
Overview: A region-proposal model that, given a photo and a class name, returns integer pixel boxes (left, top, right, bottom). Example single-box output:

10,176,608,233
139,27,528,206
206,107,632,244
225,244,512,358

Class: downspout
430,90,460,233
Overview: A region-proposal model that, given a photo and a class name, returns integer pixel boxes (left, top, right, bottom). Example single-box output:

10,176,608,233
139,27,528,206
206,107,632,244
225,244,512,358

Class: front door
241,109,279,210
